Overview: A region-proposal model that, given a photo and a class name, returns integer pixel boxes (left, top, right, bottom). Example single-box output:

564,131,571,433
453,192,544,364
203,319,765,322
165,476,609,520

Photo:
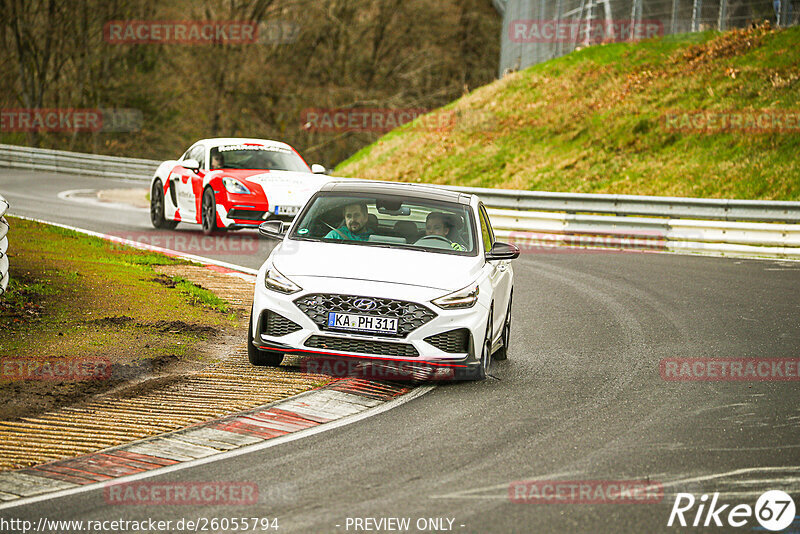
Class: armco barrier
1,143,799,258
1,193,9,294
0,144,157,181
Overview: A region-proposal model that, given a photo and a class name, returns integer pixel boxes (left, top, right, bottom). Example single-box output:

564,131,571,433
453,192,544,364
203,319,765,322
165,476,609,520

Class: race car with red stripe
150,138,332,234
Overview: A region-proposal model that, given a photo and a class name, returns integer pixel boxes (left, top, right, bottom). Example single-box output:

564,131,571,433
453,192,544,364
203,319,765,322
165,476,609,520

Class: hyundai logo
353,298,377,311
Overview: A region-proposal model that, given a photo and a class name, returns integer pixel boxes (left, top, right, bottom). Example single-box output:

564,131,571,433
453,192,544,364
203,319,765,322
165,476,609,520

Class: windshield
289,193,477,255
208,143,310,172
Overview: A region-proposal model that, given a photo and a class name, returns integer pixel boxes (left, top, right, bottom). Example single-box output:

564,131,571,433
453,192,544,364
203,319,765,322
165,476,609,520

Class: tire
469,310,493,381
493,292,512,361
201,187,219,235
247,313,284,367
150,180,178,230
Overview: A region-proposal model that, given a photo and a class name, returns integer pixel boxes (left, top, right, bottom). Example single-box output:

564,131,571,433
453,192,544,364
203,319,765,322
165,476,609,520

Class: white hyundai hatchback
248,180,519,380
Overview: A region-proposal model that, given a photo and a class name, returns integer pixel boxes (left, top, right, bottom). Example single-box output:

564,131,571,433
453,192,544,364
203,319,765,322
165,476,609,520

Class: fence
0,144,799,259
499,0,797,75
0,194,9,295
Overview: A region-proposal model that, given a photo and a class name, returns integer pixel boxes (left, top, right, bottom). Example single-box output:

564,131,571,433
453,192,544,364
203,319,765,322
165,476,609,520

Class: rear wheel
201,187,219,235
150,180,178,229
493,293,512,361
247,310,284,367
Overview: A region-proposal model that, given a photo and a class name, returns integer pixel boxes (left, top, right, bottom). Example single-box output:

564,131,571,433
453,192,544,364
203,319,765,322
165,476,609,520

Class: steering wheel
414,235,452,247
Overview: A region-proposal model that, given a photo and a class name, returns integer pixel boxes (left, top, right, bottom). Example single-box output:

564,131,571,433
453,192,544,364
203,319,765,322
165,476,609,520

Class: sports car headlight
264,266,302,294
432,283,479,309
222,177,251,195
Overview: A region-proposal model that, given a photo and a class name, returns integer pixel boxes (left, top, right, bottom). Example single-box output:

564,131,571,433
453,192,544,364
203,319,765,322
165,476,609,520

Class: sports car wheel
150,180,178,229
201,187,218,235
493,293,512,361
470,310,493,381
247,312,284,367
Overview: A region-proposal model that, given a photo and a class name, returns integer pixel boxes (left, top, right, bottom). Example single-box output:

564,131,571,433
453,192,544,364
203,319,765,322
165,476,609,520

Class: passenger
325,202,374,241
424,212,466,251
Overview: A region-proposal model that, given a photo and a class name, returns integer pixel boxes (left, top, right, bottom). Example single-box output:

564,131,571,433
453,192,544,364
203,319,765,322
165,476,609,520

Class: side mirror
182,158,201,172
486,241,520,261
259,220,287,240
311,164,327,174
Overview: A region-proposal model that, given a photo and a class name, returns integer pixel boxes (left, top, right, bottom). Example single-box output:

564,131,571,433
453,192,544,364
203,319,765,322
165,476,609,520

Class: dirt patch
97,188,149,208
151,274,178,287
149,319,217,336
90,315,135,327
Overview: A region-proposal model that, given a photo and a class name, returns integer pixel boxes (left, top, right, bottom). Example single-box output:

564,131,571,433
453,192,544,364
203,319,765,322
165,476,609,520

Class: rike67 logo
668,490,796,531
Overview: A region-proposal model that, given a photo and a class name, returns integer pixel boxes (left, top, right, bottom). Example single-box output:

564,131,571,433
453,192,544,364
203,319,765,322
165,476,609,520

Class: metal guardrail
486,208,800,258
444,185,800,223
0,144,157,181
0,194,9,294
1,143,799,259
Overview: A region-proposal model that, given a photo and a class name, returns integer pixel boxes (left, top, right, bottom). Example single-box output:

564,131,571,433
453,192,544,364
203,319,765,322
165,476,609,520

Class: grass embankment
337,24,800,200
0,218,242,419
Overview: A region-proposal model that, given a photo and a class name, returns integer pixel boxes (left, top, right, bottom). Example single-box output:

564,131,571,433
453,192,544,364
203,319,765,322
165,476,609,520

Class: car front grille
227,209,267,221
424,328,470,353
294,294,436,338
260,310,302,337
305,335,419,357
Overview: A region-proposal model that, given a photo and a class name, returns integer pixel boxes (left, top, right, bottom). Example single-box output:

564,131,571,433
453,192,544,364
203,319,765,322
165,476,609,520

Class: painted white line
8,214,259,275
0,385,434,510
57,188,149,213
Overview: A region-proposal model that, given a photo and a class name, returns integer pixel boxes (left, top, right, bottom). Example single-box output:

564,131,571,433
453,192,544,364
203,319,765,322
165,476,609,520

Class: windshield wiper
399,245,430,252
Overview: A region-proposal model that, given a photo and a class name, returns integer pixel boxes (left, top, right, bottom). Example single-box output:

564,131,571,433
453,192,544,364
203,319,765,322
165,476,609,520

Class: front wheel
493,293,512,361
201,187,220,235
150,180,178,229
247,311,284,367
468,310,493,381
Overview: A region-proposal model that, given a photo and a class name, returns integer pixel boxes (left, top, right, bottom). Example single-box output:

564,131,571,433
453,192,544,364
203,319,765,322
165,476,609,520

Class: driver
325,201,373,241
210,153,225,169
425,212,466,251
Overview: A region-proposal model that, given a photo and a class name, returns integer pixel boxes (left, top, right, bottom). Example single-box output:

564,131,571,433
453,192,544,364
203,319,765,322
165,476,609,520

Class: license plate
327,312,398,334
274,205,299,216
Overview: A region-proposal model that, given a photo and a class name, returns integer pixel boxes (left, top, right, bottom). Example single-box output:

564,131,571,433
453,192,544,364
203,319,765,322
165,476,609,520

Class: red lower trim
257,344,469,368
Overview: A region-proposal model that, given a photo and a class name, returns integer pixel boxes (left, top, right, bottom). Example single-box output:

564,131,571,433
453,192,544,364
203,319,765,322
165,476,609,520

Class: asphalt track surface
1,170,800,533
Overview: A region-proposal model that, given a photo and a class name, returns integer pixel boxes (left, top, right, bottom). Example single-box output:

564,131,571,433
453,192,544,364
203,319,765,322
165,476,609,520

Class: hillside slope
336,24,800,200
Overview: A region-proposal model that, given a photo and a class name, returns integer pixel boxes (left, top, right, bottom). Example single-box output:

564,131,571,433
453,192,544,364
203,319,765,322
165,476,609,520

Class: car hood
224,170,335,206
271,240,482,292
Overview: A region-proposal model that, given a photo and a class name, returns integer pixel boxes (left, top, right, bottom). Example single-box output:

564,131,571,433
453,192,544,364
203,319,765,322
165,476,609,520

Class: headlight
264,266,302,294
432,283,479,309
222,177,251,195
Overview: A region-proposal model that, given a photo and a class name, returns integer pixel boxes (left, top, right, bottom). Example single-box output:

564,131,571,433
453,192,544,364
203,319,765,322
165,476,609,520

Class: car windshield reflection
290,193,477,256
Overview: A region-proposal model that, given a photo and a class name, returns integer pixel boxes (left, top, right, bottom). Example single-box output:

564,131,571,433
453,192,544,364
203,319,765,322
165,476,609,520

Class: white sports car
249,180,519,381
149,138,331,234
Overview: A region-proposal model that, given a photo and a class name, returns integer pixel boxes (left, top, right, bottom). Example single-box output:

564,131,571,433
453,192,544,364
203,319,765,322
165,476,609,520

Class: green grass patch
172,276,230,313
336,24,800,200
